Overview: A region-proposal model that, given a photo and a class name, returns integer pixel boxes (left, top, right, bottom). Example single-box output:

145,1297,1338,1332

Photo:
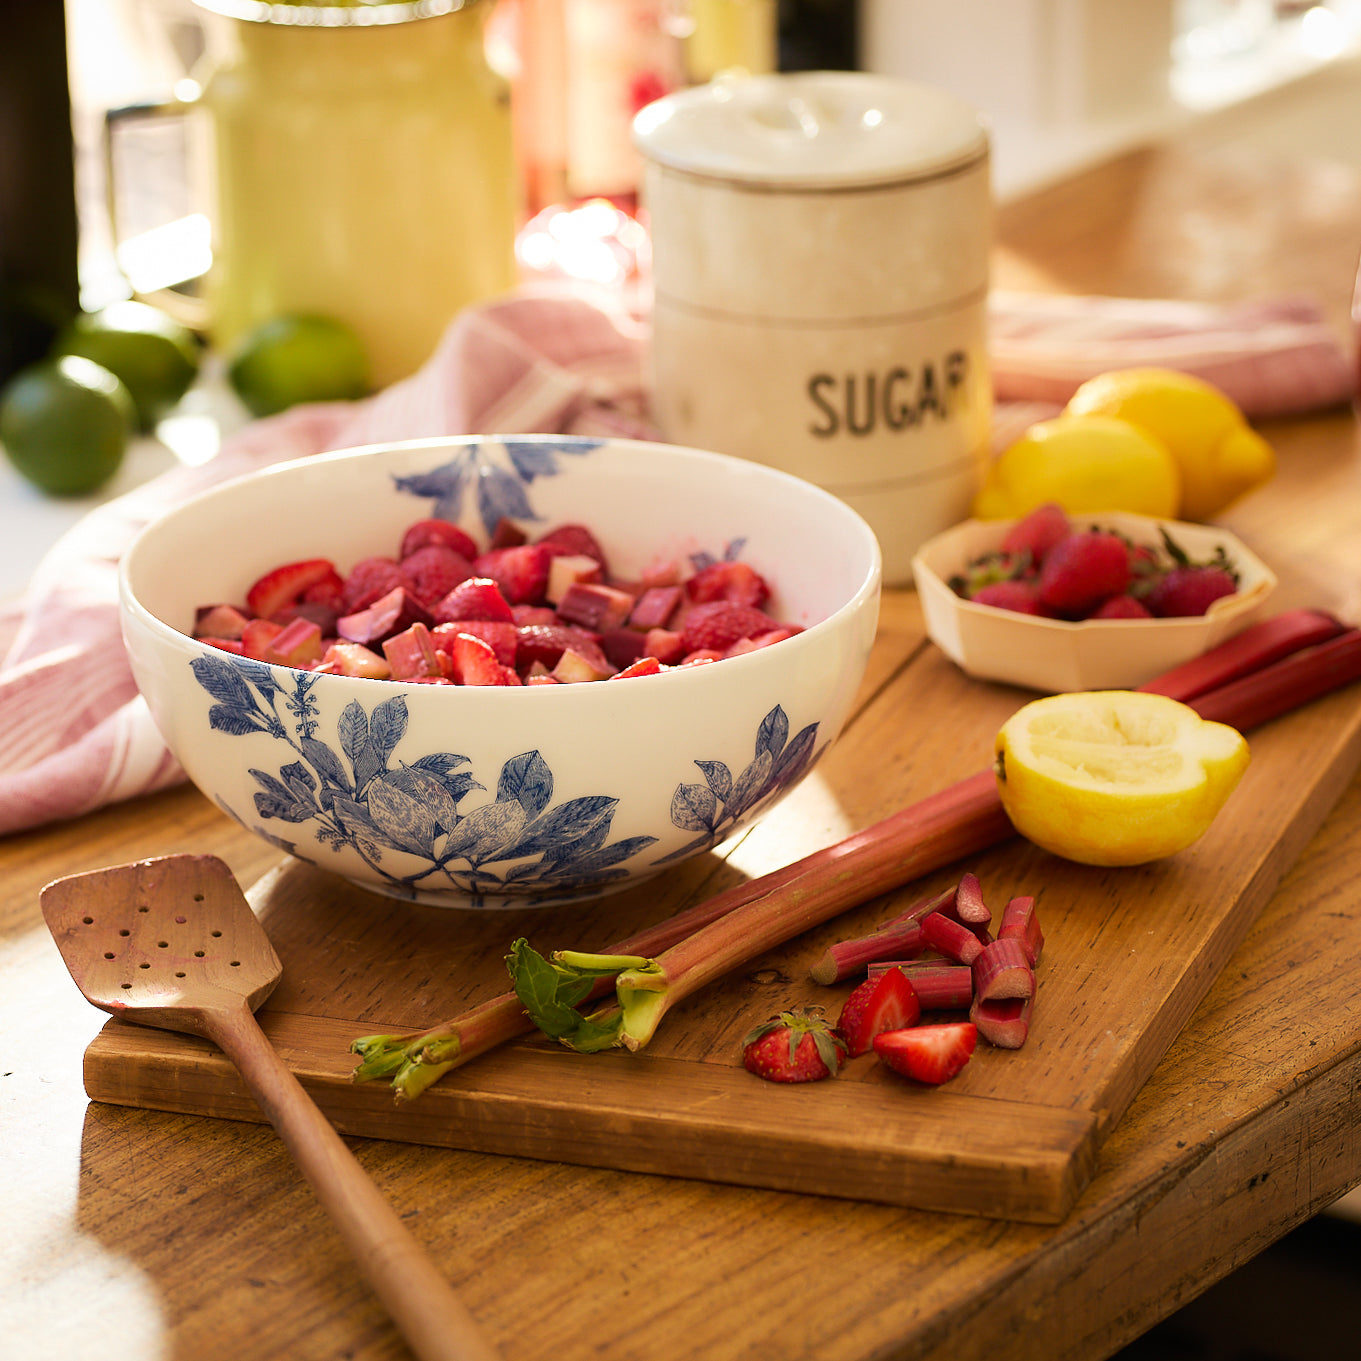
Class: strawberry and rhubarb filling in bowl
912,505,1276,693
119,435,881,909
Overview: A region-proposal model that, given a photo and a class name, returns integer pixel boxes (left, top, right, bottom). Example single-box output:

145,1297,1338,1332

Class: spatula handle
203,1006,500,1361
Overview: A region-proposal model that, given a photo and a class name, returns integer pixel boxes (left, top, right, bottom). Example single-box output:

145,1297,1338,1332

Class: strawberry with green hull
742,1009,846,1083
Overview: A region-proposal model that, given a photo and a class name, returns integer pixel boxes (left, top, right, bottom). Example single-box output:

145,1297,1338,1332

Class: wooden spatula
41,853,499,1361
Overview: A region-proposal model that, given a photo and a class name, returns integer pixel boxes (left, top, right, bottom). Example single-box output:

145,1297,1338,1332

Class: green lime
226,313,371,418
0,355,135,497
54,299,200,431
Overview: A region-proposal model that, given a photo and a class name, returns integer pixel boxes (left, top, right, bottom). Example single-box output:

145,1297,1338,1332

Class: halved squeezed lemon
994,691,1250,866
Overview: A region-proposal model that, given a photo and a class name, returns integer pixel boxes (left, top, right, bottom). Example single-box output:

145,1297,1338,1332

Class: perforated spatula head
41,854,281,1036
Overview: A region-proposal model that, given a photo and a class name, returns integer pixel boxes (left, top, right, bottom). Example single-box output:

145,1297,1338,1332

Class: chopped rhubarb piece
320,641,391,678
971,994,1033,1050
474,543,550,604
643,627,686,664
954,871,991,924
600,628,646,669
263,616,324,669
998,894,1043,965
628,584,683,630
640,556,682,588
341,556,411,612
194,603,250,640
873,1022,976,1084
246,558,341,620
867,961,974,1010
807,884,956,984
201,637,246,654
433,576,514,624
971,937,1035,1002
382,622,443,680
552,647,614,683
445,631,521,685
337,586,433,646
610,655,664,680
921,911,991,966
240,617,284,660
686,558,771,608
556,580,636,630
837,967,921,1057
399,517,479,562
273,599,340,636
545,553,603,604
432,619,517,667
401,543,474,606
511,603,557,627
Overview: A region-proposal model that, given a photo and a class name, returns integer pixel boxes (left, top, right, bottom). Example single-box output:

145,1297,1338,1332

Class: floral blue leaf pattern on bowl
189,650,654,900
390,438,602,539
655,704,820,864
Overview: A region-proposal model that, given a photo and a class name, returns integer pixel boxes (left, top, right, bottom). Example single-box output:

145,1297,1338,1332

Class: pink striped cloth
0,286,1353,835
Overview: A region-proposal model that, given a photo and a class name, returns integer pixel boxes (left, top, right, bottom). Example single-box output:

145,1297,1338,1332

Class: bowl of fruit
119,435,882,909
912,503,1276,693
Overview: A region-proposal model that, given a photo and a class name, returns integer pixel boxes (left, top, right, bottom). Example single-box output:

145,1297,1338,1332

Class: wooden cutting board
80,607,1361,1225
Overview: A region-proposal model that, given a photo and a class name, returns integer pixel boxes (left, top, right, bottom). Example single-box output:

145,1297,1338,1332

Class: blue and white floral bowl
119,436,881,909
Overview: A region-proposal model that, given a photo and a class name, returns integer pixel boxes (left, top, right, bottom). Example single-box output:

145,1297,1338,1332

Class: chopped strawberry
445,631,522,685
245,558,341,620
873,1021,977,1084
201,637,246,655
836,967,921,1058
301,573,347,614
680,600,778,652
643,627,686,664
433,576,514,624
342,556,412,612
1091,593,1153,619
401,543,474,606
511,603,557,627
536,522,609,572
489,516,528,548
686,559,771,609
1146,565,1238,618
473,543,552,605
741,1008,847,1084
399,517,479,562
1035,530,1131,618
971,580,1042,615
999,502,1070,568
610,655,663,679
240,617,284,660
432,619,518,666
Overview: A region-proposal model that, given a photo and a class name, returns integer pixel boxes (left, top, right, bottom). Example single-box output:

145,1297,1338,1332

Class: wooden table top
7,129,1361,1361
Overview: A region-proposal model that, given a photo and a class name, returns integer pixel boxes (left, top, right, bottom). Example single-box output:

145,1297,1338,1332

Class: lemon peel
1064,367,1275,521
973,414,1181,521
994,690,1249,866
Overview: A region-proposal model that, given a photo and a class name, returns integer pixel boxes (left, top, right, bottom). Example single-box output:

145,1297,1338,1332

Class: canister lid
633,71,989,189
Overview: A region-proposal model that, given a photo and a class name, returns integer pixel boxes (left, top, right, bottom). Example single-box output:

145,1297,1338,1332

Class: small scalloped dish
912,511,1277,694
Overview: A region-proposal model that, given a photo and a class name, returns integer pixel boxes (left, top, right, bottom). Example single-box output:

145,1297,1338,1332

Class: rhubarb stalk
359,611,1361,1087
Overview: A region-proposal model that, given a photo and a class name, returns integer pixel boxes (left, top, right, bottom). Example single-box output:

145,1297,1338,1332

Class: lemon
0,355,135,497
994,690,1249,867
1064,368,1275,521
226,313,370,418
54,299,200,431
973,414,1181,521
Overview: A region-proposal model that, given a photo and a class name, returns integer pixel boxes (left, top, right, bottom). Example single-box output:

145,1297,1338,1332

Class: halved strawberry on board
873,1021,977,1085
836,967,921,1058
742,1008,847,1084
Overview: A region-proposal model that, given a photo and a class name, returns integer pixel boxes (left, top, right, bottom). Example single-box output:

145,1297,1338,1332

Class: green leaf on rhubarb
506,938,626,1053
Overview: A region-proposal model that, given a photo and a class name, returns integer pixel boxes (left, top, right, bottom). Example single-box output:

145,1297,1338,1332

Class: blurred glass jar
112,0,518,389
